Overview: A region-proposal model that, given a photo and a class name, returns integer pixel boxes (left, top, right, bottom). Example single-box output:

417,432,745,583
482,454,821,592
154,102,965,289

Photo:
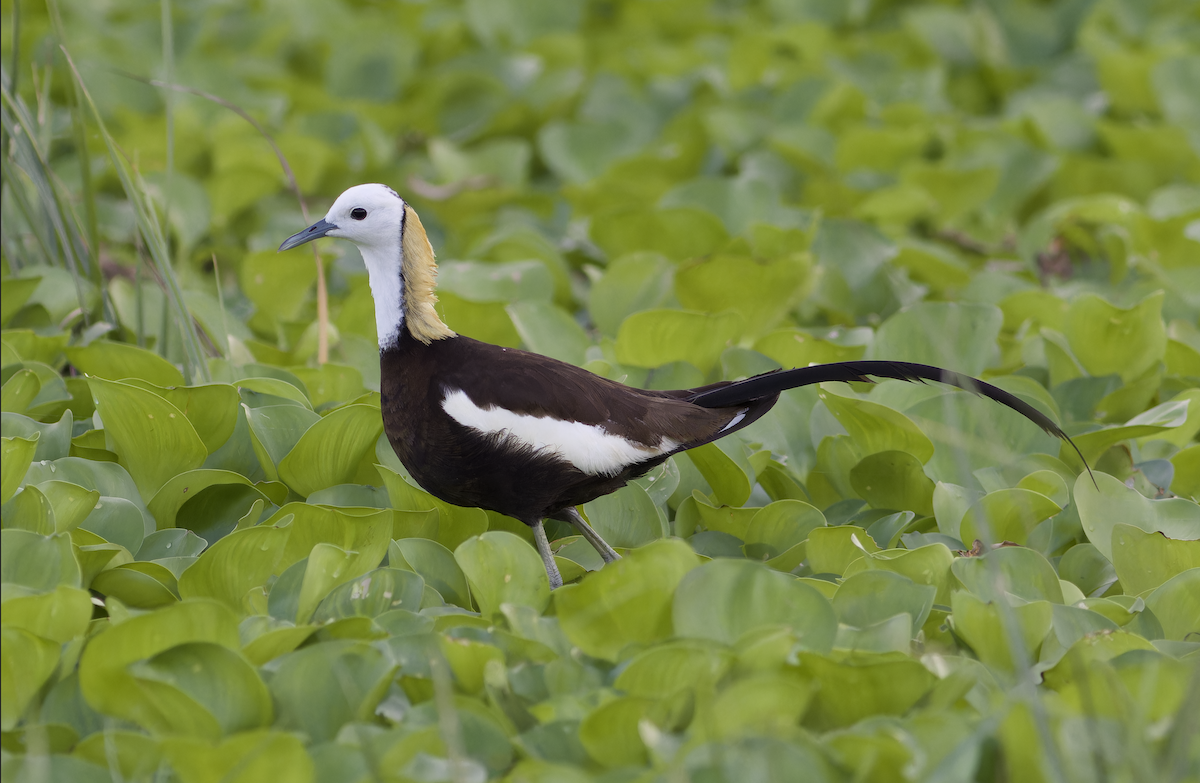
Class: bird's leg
562,507,621,564
532,520,563,590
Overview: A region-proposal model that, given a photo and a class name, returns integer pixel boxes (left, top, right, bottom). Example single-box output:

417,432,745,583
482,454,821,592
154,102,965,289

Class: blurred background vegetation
2,0,1198,781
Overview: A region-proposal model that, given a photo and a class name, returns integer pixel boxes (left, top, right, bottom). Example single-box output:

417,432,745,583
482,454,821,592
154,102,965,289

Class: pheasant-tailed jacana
280,184,1089,588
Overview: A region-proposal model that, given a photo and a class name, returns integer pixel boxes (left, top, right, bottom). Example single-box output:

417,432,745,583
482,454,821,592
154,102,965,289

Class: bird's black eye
350,208,368,220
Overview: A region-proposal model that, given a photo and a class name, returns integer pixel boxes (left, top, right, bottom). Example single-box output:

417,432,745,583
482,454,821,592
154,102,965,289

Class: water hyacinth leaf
138,528,208,560
177,520,293,610
455,531,550,617
675,252,811,337
1076,472,1200,561
871,302,1003,377
0,585,93,643
674,559,837,652
123,642,272,738
833,571,935,636
1015,470,1070,508
147,469,272,530
277,404,382,497
1111,524,1200,596
589,252,675,337
958,488,1061,547
78,599,240,729
1143,568,1200,641
798,653,938,731
614,640,735,698
141,383,239,455
290,364,364,409
4,361,72,420
1,369,40,415
582,483,665,548
555,538,699,661
66,341,185,387
235,377,313,410
378,465,490,551
244,404,321,480
806,526,879,576
742,499,826,560
1065,292,1166,383
1,628,60,731
161,731,314,783
688,442,753,508
2,483,55,534
390,538,471,609
591,207,729,261
578,696,654,768
268,641,398,743
952,546,1064,604
312,567,426,622
507,301,590,366
88,378,207,499
849,450,935,515
91,563,179,608
709,674,815,738
294,543,359,624
950,591,1053,673
34,480,99,534
2,434,39,504
1,530,80,591
615,309,744,374
271,503,392,578
820,391,934,463
2,410,72,461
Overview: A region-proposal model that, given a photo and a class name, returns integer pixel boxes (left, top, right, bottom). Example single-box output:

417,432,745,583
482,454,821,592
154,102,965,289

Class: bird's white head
279,184,453,348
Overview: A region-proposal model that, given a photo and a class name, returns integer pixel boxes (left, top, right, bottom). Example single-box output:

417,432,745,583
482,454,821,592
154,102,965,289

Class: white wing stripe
442,389,678,476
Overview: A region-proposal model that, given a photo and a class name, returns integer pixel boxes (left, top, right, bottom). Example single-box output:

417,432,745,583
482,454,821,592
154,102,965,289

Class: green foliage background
2,0,1199,781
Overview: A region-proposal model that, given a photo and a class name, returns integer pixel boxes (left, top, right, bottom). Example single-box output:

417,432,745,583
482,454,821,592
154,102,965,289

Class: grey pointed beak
279,218,336,252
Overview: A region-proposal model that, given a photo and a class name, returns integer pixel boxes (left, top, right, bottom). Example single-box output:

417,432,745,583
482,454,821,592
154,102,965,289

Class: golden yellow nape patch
401,205,455,344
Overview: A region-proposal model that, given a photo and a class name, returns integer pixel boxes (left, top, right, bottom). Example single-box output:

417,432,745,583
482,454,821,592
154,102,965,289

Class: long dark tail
686,360,1093,479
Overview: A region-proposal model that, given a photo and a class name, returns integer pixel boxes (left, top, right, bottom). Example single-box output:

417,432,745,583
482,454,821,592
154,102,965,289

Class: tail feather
686,360,1094,481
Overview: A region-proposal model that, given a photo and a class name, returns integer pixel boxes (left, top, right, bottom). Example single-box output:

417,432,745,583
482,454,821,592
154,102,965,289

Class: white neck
357,241,406,351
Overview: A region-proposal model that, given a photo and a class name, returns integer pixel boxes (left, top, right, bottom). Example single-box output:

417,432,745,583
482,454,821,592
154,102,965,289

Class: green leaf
820,390,935,463
67,341,185,387
390,538,472,609
591,207,729,262
688,442,754,507
952,546,1064,604
2,410,73,461
455,531,550,618
615,309,744,374
1075,472,1200,561
78,599,241,733
244,404,321,480
1144,568,1200,641
239,249,317,323
1,434,39,504
1111,525,1200,596
161,731,314,783
614,640,734,698
798,652,938,731
507,301,590,365
89,377,207,499
674,559,836,651
378,466,489,551
742,499,826,560
675,252,811,336
177,520,293,610
312,567,426,622
277,404,382,497
1,628,59,731
958,488,1061,546
1,530,80,591
147,469,272,530
806,526,879,576
271,503,393,580
582,483,665,548
950,591,1053,673
833,570,935,637
555,538,699,661
1065,292,1166,383
0,585,93,642
871,302,1003,377
588,252,675,337
849,450,935,514
579,696,653,768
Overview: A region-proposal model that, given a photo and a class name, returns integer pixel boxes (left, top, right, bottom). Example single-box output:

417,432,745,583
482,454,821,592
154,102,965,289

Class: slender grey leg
562,507,621,564
532,520,563,590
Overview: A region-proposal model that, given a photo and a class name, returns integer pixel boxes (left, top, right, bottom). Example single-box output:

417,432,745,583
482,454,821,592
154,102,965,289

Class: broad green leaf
582,483,665,548
239,249,317,323
245,404,321,480
952,546,1064,604
268,641,397,743
688,442,754,507
871,302,1003,376
147,469,272,530
588,252,675,337
958,488,1061,546
312,567,426,622
455,531,550,617
849,450,935,514
820,390,934,463
1144,568,1200,641
377,466,489,551
1,530,80,591
742,499,826,560
806,526,879,576
842,543,958,604
2,434,38,504
614,640,734,698
0,585,92,643
270,503,392,578
1076,472,1200,561
1,369,40,415
78,600,241,732
89,377,207,499
290,364,364,409
590,207,729,261
294,543,359,624
579,696,653,768
507,301,590,365
555,538,699,661
615,309,744,374
675,252,811,336
277,404,382,497
950,591,1053,672
2,410,73,461
390,538,471,609
1065,292,1166,383
1,628,59,731
674,559,836,651
708,674,815,738
177,520,293,610
67,341,185,387
833,571,935,636
753,329,867,368
161,731,314,783
91,563,179,608
797,652,937,731
1111,525,1200,596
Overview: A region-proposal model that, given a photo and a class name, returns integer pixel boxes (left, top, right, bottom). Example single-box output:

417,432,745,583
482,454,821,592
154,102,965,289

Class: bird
280,183,1090,589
